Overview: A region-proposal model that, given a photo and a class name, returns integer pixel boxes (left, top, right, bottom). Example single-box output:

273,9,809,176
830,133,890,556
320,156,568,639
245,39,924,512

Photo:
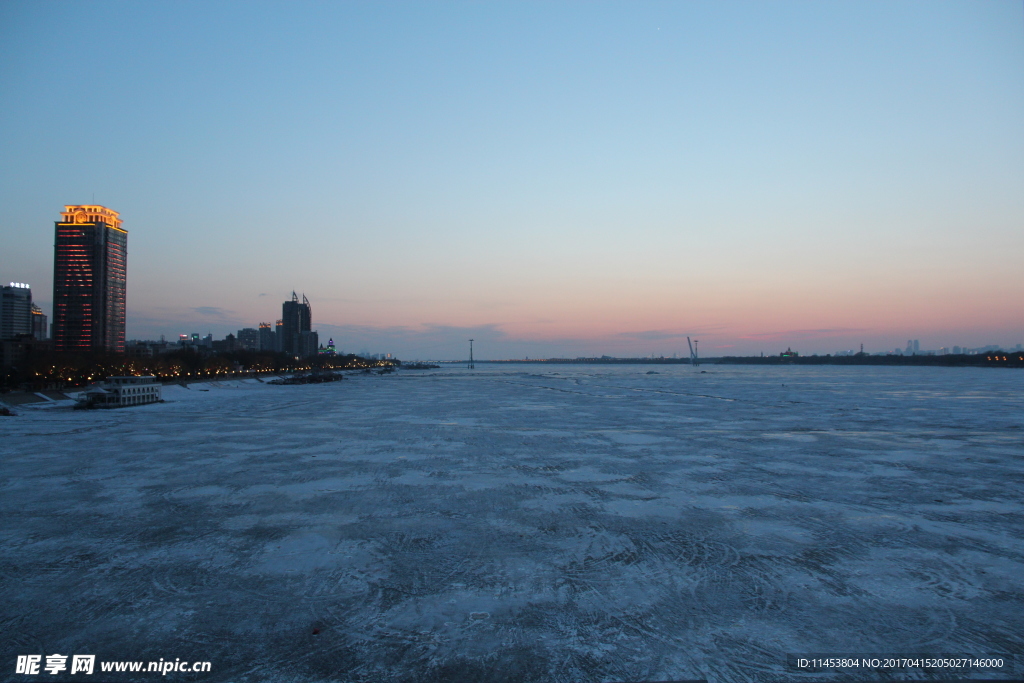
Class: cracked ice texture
1,365,1022,682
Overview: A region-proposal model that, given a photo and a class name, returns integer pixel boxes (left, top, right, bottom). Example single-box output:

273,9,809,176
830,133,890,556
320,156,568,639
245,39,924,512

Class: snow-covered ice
1,365,1022,682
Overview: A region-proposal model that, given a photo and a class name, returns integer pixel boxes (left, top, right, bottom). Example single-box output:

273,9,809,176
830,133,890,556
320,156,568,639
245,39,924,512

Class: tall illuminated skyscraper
52,205,127,352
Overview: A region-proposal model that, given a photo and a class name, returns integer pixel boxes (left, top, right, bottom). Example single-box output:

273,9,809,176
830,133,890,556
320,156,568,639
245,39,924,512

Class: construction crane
687,337,699,366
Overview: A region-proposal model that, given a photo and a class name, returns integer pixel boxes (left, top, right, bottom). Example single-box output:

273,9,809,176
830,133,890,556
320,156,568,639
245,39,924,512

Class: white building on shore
78,376,162,408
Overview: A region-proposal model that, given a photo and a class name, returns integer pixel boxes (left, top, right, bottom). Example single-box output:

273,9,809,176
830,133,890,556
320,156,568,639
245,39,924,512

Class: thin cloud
614,330,685,341
614,325,729,341
192,306,232,317
739,328,868,340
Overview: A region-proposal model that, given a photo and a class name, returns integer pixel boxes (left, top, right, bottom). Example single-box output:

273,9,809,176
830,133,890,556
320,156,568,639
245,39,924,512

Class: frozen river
2,364,1022,682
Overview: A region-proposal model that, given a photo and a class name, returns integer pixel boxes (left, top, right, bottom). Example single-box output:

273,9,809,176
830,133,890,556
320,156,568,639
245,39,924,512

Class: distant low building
0,334,52,369
212,333,238,353
125,340,175,357
1,283,33,339
298,330,319,359
318,337,337,356
176,333,213,351
237,327,260,351
30,304,47,340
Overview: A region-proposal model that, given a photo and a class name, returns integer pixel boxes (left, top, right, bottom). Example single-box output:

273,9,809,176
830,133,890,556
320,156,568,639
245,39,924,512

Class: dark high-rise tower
281,292,311,357
52,205,127,352
258,322,275,352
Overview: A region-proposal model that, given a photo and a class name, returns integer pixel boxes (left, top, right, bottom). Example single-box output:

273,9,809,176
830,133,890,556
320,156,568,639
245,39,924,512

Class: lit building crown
60,205,124,231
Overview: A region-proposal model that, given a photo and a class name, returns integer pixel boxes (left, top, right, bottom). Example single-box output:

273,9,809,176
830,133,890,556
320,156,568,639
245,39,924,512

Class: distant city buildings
837,342,1019,357
0,282,51,369
9,202,1021,370
164,293,323,359
135,292,329,361
173,333,212,351
126,338,175,357
52,205,127,352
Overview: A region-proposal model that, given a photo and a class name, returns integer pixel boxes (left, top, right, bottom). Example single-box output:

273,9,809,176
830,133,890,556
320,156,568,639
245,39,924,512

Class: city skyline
2,2,1022,359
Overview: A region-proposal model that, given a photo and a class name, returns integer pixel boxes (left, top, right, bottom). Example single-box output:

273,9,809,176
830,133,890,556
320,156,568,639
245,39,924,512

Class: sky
1,1,1022,359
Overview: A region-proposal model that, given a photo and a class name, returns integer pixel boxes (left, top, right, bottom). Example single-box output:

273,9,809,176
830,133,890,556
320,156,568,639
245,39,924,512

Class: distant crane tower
687,337,699,367
468,339,474,369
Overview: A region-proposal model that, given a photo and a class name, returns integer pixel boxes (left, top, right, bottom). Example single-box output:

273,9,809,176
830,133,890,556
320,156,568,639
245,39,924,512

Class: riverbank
0,374,302,412
472,352,1024,368
0,367,408,413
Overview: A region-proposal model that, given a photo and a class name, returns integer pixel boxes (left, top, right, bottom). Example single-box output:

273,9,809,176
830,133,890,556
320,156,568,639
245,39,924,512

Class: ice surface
1,365,1023,682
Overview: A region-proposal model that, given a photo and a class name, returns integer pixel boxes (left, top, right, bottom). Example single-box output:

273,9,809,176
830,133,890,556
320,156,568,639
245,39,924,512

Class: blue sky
2,1,1022,358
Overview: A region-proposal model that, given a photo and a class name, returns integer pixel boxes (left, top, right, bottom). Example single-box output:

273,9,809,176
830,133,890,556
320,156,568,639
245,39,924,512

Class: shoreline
0,368,395,412
451,354,1024,368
